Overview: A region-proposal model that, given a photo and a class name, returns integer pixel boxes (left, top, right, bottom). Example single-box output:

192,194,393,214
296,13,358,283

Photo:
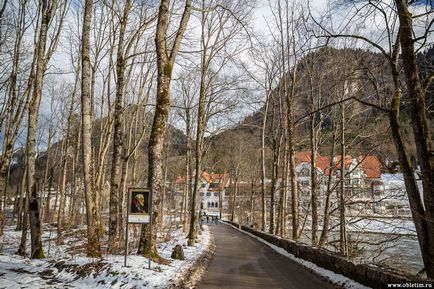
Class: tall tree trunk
81,0,100,257
269,136,281,235
261,95,269,232
278,126,289,237
394,0,434,278
231,177,238,222
188,81,205,246
57,91,75,244
57,140,67,245
17,184,29,256
310,107,318,246
288,82,299,240
0,1,32,236
182,107,192,232
339,102,347,256
108,0,132,251
68,126,81,230
0,162,10,235
16,166,26,231
17,163,28,255
188,0,208,245
117,116,134,242
44,168,54,224
138,0,192,257
26,0,58,259
319,130,337,247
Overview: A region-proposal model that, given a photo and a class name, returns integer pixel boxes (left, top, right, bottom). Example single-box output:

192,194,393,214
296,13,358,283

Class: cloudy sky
4,0,432,151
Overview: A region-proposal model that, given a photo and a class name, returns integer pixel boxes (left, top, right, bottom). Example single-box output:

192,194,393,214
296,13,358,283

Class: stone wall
224,221,429,289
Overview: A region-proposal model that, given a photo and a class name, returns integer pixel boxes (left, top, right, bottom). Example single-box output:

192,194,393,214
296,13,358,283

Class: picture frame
127,188,150,224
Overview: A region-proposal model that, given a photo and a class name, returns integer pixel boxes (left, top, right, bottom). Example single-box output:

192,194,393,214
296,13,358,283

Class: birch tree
81,0,100,257
25,0,67,259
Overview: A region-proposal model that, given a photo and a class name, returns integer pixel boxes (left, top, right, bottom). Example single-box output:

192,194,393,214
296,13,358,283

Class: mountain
205,46,434,172
7,104,187,190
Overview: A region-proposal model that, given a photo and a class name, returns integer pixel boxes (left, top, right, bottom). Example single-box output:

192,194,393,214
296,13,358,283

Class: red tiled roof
333,155,353,169
294,151,329,172
201,171,212,183
208,173,230,190
295,152,381,178
174,171,230,189
175,176,186,184
359,155,381,178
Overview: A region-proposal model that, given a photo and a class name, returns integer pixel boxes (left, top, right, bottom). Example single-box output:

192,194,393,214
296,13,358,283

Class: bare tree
107,0,156,251
137,0,192,259
311,0,434,277
26,0,67,259
173,69,198,232
81,0,100,257
0,0,34,236
187,0,252,245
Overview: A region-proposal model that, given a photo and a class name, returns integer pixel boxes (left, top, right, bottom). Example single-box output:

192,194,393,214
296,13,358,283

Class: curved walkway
198,223,335,289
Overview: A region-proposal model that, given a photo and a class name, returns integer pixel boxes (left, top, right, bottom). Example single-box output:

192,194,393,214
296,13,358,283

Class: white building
174,170,230,216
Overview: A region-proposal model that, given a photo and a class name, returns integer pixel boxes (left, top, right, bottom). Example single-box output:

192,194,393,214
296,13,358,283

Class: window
207,202,211,208
299,168,310,177
200,192,204,196
299,180,309,187
206,192,211,197
215,202,219,208
214,192,219,197
209,182,219,189
201,202,204,209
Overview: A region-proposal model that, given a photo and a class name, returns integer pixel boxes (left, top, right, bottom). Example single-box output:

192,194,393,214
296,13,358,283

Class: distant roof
294,151,329,173
174,170,230,189
359,155,382,178
295,151,381,179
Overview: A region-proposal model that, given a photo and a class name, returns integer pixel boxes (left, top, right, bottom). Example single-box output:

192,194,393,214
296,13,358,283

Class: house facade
294,151,383,211
174,170,230,216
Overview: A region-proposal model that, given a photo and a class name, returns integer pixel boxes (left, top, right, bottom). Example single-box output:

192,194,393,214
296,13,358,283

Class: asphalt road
198,223,335,289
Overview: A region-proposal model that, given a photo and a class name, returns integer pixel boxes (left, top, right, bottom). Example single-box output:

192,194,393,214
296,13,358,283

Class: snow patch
0,225,211,288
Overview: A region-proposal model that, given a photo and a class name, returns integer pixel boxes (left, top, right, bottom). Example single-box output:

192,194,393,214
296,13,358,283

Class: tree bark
394,0,434,277
319,130,337,247
108,0,132,251
339,102,347,256
138,0,192,257
26,0,59,259
81,0,100,257
310,114,318,246
182,107,192,232
261,94,269,232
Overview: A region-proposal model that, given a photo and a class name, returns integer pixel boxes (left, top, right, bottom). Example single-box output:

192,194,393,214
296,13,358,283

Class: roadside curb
222,221,433,289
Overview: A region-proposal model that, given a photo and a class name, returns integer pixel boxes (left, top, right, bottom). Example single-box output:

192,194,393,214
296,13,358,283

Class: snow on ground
381,173,424,201
347,217,416,235
0,224,211,289
224,223,371,289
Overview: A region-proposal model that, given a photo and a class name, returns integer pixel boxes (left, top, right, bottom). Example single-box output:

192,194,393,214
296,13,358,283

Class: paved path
198,223,335,289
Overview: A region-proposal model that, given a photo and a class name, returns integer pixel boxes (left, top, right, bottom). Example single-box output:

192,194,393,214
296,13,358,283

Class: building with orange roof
358,155,382,179
173,170,230,217
294,151,382,206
